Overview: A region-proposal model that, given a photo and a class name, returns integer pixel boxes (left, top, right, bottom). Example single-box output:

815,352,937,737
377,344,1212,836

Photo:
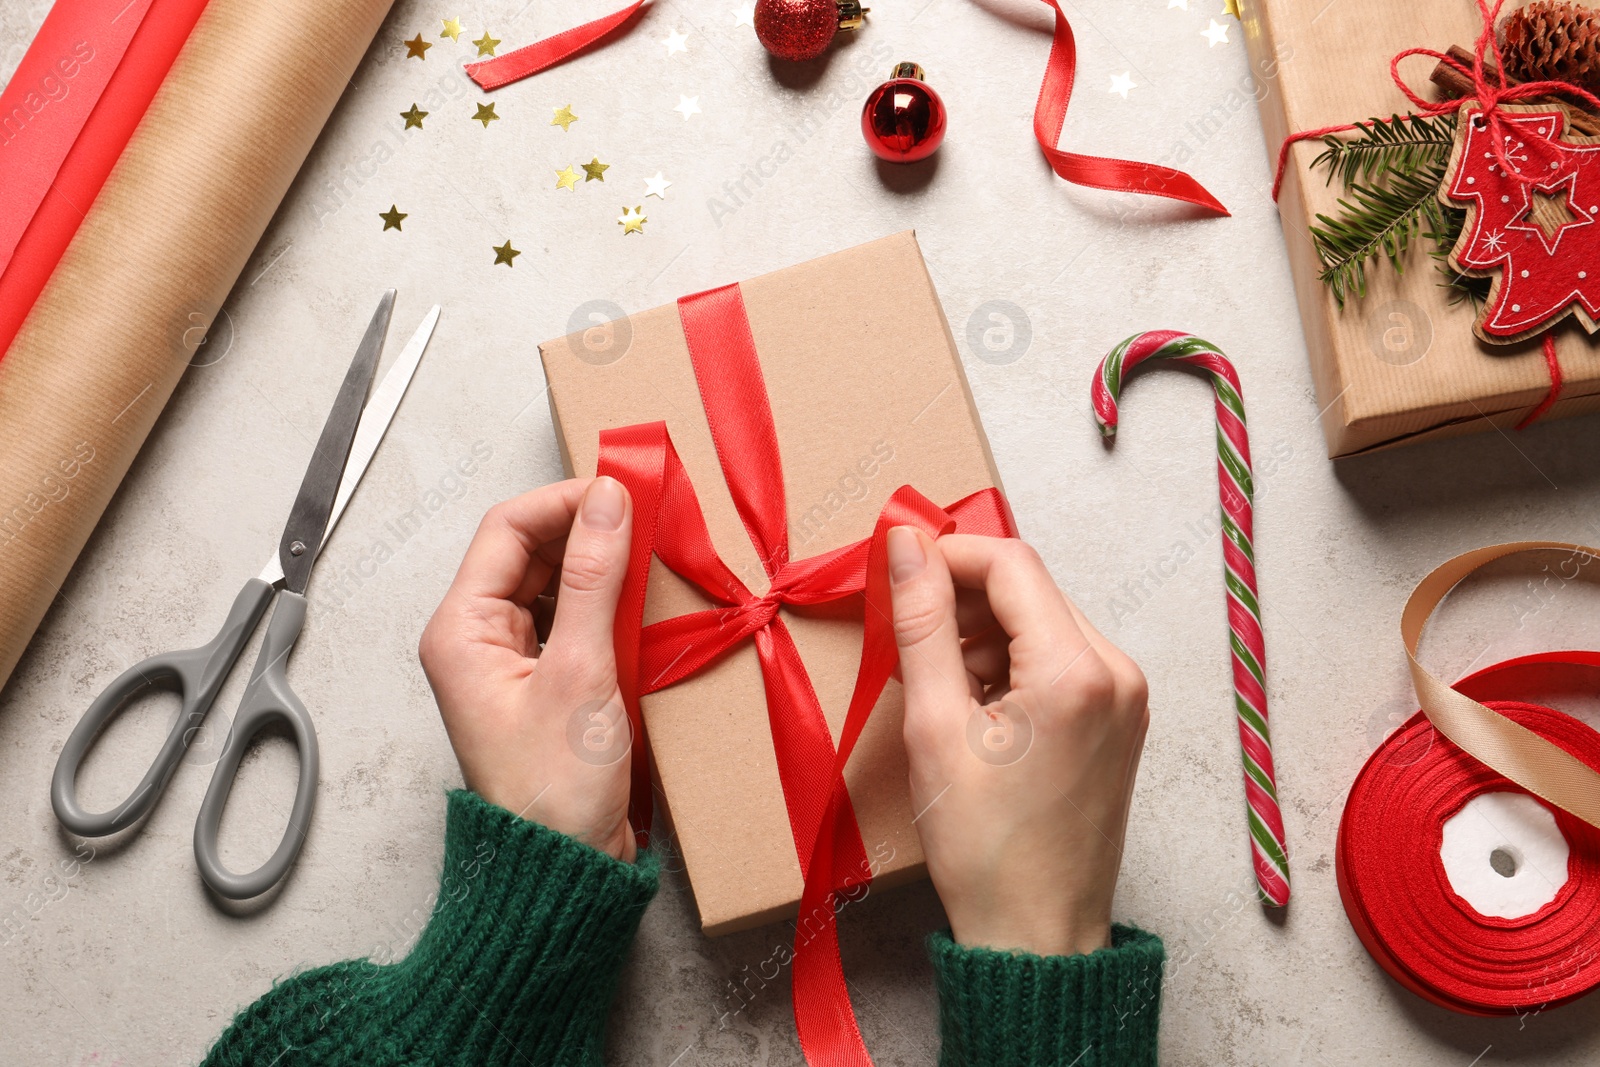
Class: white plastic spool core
1440,791,1569,919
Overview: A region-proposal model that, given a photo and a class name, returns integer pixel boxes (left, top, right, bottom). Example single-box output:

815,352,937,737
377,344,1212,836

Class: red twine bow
597,283,1014,1067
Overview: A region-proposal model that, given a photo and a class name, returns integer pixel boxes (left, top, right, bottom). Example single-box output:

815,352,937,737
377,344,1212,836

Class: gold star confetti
401,103,428,129
379,205,407,231
474,31,501,56
618,205,646,235
644,172,671,199
556,164,582,191
404,33,431,59
473,102,500,128
1222,0,1240,15
551,104,578,131
582,157,609,182
493,240,520,266
441,16,464,40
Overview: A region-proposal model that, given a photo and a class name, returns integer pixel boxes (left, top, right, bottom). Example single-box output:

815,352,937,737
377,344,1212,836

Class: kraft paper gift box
538,231,1006,935
1241,0,1600,457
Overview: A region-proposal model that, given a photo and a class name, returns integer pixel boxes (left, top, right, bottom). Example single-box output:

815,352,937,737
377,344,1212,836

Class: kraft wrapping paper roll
0,0,395,690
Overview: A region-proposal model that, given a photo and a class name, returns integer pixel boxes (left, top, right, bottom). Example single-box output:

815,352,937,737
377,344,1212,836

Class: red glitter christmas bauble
755,0,846,61
861,64,947,163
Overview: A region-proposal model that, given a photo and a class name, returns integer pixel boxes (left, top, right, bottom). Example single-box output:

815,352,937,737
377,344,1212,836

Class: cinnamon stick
1430,43,1600,136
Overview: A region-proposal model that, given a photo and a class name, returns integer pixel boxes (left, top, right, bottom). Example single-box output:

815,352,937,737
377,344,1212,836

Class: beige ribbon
1405,541,1600,829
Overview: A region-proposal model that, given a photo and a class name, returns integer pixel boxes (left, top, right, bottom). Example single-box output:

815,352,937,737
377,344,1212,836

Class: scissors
51,292,439,900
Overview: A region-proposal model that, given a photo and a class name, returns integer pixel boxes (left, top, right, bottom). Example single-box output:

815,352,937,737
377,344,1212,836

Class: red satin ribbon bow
597,283,1013,1066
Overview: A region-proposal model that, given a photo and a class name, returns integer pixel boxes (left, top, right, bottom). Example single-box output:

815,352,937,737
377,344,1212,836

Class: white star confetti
734,3,755,26
1108,72,1136,98
663,29,689,55
674,95,702,120
1202,18,1229,45
1168,0,1188,7
644,172,672,199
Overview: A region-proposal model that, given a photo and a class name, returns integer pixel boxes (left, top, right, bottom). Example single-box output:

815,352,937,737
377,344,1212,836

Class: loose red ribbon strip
1340,652,1600,1015
598,282,1014,1067
0,0,210,361
465,0,647,91
1029,0,1228,215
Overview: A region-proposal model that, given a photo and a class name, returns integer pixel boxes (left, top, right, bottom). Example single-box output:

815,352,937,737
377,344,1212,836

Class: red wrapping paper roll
0,0,211,361
1340,653,1600,1015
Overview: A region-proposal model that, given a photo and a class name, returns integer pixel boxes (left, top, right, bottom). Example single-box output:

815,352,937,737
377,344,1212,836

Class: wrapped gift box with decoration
1244,0,1600,456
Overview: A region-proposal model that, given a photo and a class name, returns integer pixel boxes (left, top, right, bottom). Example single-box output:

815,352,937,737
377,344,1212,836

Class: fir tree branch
1311,113,1458,187
1310,161,1451,304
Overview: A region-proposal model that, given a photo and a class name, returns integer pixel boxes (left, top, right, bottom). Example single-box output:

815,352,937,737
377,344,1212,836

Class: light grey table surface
7,0,1600,1063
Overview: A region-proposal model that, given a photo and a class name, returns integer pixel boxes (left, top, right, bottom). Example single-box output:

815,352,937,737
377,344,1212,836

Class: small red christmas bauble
861,63,946,163
755,0,865,62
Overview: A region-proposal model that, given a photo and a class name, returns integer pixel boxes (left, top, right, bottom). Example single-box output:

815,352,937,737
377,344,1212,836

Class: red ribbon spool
1340,653,1600,1015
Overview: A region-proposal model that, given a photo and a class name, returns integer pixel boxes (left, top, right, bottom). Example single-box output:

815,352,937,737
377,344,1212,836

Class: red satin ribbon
0,0,210,361
465,0,647,91
1339,652,1600,1015
1029,0,1228,215
598,283,1014,1066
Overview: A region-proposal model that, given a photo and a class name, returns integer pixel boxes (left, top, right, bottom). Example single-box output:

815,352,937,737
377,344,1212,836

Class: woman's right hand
886,528,1151,958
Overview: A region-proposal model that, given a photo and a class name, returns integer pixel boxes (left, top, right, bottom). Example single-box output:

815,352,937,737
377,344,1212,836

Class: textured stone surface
7,0,1600,1063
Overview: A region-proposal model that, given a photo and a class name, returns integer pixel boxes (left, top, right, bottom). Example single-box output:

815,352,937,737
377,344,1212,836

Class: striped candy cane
1091,331,1290,907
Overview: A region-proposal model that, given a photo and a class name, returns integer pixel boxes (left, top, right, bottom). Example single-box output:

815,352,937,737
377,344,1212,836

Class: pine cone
1501,1,1600,96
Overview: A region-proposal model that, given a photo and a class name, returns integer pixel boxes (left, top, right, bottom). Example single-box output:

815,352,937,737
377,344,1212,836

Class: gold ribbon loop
1404,541,1600,829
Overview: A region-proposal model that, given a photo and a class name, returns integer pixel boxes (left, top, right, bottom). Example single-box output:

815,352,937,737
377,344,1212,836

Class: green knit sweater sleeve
929,924,1165,1067
202,790,659,1067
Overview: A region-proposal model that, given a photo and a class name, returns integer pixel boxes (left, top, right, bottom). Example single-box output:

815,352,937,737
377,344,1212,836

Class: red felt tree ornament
861,62,947,162
754,0,866,61
1440,102,1600,342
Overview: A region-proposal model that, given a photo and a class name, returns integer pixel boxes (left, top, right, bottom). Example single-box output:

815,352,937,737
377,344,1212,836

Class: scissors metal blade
258,303,440,588
276,290,394,594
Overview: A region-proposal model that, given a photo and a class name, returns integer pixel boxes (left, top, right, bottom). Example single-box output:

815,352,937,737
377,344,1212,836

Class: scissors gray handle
194,591,319,900
51,579,276,837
